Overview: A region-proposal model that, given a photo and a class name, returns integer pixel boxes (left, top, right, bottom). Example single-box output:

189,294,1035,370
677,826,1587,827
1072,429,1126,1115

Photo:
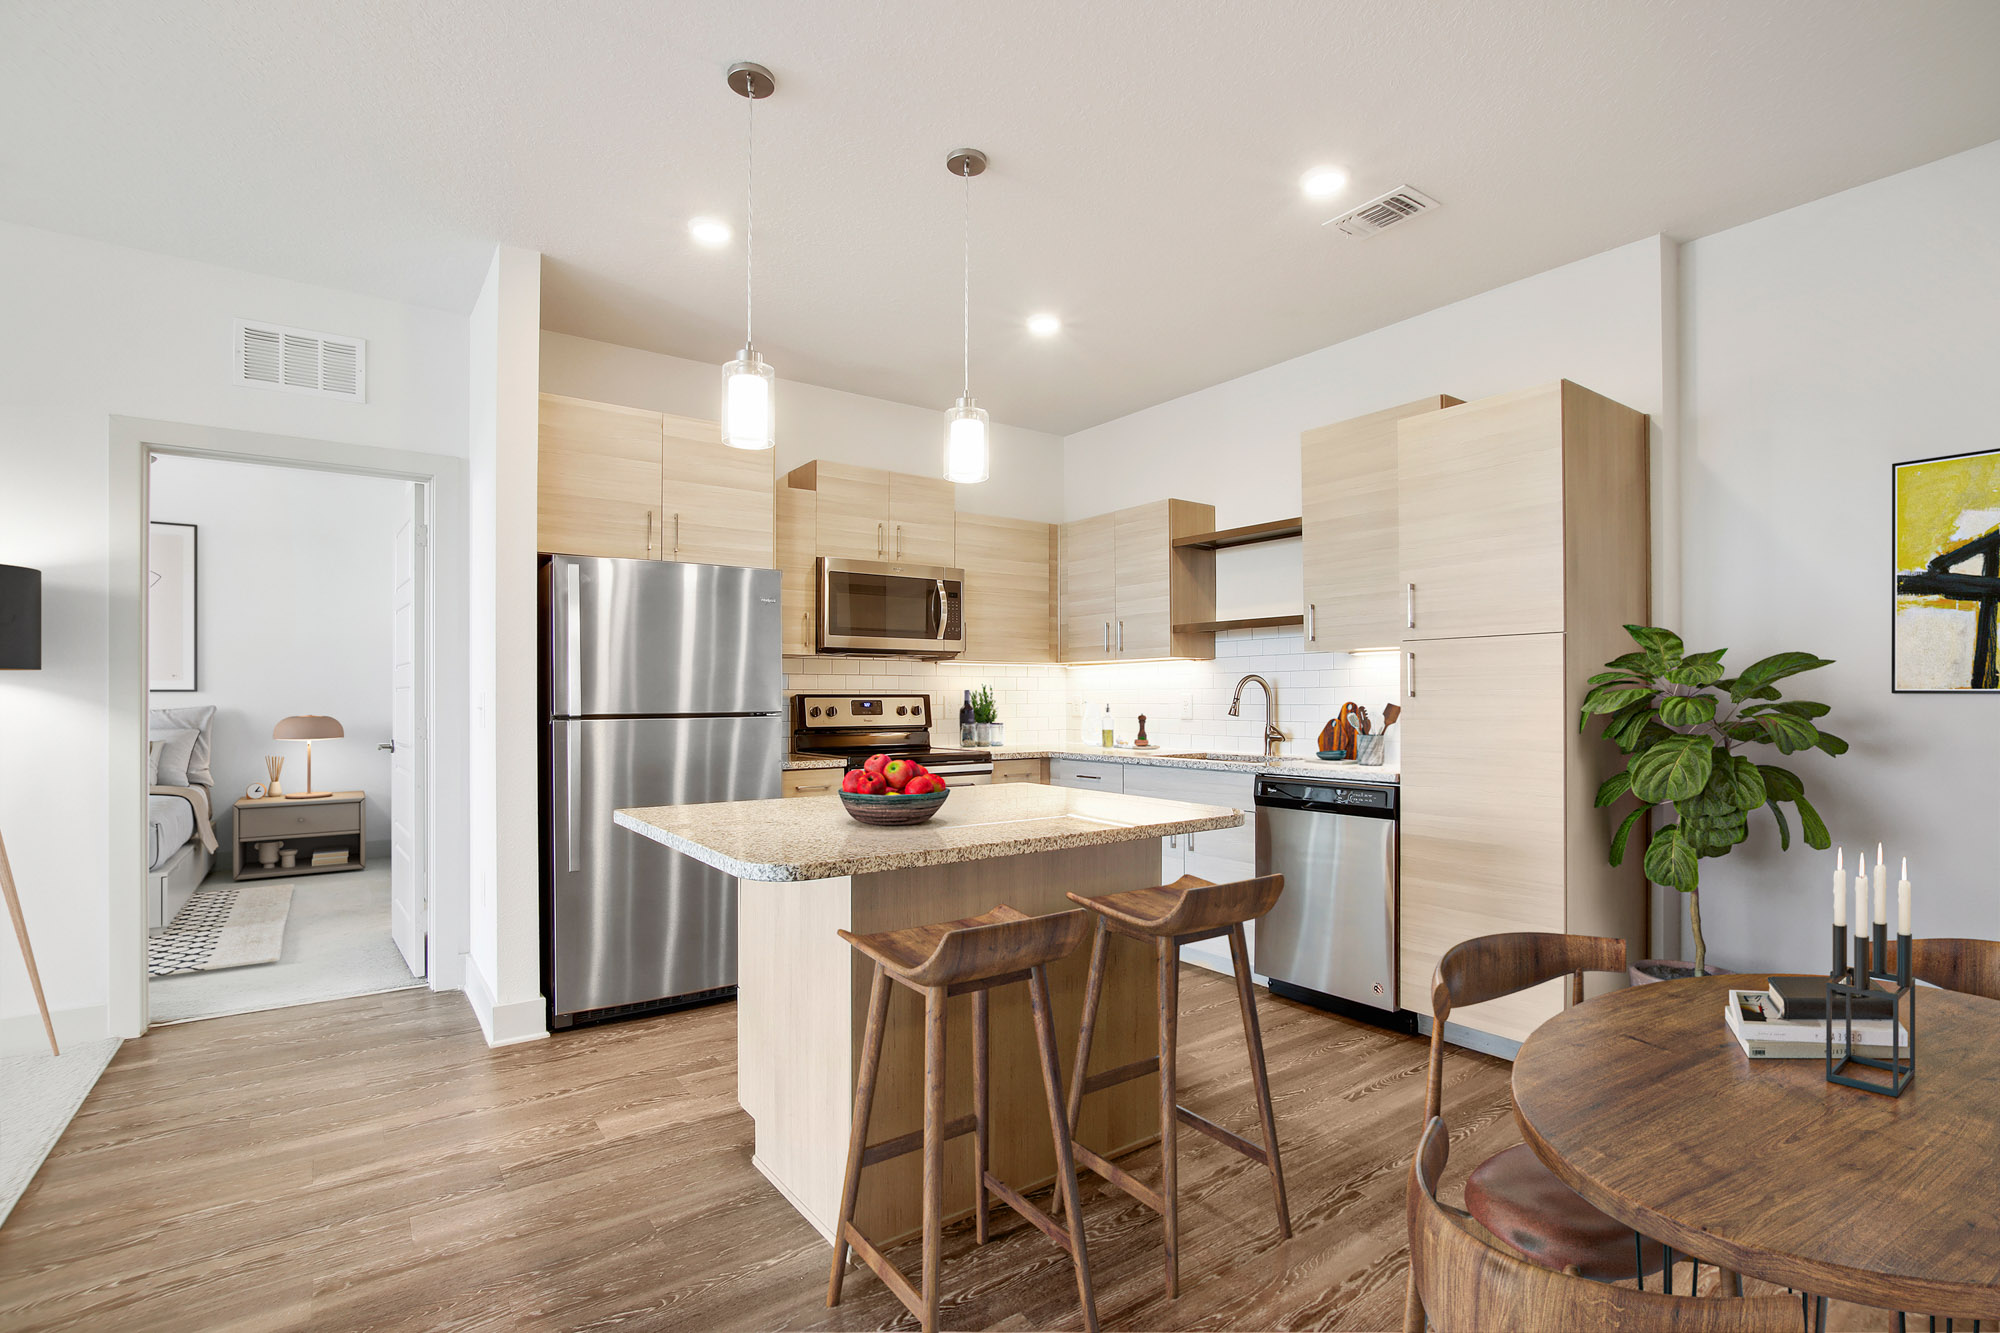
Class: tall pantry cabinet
1395,381,1651,1043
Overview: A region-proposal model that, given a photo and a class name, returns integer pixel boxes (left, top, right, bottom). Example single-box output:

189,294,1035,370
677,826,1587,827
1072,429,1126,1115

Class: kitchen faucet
1229,674,1285,759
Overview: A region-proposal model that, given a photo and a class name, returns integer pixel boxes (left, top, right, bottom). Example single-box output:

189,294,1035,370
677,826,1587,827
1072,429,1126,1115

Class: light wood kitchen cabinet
784,461,956,565
1058,499,1216,662
956,512,1056,662
781,768,844,798
538,393,774,568
538,395,664,560
776,482,817,656
1394,379,1650,1045
989,757,1047,785
1300,395,1459,652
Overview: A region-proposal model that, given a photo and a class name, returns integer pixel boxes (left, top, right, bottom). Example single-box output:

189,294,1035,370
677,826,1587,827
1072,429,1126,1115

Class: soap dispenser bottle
1100,705,1115,748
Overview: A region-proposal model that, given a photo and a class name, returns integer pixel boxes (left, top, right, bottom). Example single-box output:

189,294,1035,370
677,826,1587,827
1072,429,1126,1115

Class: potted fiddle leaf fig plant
1581,626,1844,982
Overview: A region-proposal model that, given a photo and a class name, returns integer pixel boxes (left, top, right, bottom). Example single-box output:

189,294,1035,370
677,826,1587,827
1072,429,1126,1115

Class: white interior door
389,487,427,976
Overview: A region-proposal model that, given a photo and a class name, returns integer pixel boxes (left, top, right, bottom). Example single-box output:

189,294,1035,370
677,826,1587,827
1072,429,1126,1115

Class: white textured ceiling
6,1,2000,433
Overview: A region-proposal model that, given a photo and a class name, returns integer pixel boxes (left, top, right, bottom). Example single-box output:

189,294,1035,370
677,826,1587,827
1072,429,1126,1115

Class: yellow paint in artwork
1896,451,2000,609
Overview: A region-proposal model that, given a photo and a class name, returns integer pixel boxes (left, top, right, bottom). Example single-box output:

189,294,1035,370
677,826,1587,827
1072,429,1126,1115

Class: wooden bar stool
826,904,1099,1333
1056,873,1290,1298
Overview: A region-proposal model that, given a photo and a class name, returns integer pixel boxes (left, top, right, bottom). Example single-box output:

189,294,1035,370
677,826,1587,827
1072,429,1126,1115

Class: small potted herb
972,686,1000,745
1581,626,1844,982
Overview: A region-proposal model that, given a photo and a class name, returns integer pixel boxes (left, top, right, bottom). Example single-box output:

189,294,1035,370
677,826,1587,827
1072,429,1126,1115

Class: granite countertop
783,754,847,771
985,744,1400,783
615,783,1244,882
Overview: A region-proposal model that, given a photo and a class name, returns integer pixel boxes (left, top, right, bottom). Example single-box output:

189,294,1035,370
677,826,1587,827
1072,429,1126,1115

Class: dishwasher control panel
1255,778,1397,815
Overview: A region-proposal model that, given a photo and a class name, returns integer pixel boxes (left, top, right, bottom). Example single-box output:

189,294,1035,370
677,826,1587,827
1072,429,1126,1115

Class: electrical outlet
1179,693,1194,720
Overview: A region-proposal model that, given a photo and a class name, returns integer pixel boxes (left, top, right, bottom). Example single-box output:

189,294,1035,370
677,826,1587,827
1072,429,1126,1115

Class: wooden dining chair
1408,1116,1805,1332
1882,937,2000,1002
1402,932,1668,1333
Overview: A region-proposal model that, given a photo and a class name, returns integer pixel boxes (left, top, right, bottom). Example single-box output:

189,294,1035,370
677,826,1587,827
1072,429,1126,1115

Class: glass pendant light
721,63,776,450
943,148,990,484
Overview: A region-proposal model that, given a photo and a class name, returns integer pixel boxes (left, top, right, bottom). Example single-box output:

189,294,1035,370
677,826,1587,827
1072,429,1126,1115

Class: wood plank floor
3,970,1880,1332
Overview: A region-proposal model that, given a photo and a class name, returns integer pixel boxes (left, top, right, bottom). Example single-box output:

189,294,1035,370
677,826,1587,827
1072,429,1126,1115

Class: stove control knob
896,705,908,715
808,706,820,718
825,704,839,717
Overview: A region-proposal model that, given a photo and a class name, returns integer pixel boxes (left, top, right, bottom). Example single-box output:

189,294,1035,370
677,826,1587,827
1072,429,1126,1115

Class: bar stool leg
972,986,991,1245
1052,919,1109,1223
827,963,892,1307
1029,963,1101,1333
1228,923,1291,1239
1158,935,1181,1299
921,984,948,1333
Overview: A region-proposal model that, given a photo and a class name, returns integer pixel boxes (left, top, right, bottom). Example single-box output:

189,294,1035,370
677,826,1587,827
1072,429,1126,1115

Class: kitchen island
615,782,1243,1245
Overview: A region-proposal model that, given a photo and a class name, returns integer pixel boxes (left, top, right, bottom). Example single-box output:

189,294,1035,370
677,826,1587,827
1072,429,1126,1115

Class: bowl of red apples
838,754,951,826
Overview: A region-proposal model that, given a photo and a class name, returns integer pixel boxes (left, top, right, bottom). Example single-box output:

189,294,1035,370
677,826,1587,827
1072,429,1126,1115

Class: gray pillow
150,705,217,786
151,727,198,788
148,740,164,786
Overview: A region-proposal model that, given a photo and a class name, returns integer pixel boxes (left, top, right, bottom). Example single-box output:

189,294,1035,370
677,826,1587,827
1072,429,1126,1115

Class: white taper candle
1833,847,1846,926
1874,842,1888,923
1898,857,1912,936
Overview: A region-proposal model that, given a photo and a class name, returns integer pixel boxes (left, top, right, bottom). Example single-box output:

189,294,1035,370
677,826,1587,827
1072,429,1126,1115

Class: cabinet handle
1406,582,1416,629
674,512,682,556
645,510,655,558
877,522,885,557
1308,603,1316,643
1073,773,1102,781
1407,649,1417,697
1117,620,1124,653
896,524,904,558
1103,621,1110,653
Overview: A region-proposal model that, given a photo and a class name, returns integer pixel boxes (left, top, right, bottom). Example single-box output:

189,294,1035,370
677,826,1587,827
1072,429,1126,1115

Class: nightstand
232,791,366,880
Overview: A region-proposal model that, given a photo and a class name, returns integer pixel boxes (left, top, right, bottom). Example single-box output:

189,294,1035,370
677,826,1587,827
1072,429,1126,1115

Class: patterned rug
148,884,294,977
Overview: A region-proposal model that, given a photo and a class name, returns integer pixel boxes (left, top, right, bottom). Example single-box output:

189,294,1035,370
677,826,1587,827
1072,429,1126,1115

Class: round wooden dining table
1512,974,2000,1321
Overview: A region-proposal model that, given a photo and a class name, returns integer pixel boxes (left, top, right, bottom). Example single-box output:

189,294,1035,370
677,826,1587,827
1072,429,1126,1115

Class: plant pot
1629,959,1727,986
985,722,1004,746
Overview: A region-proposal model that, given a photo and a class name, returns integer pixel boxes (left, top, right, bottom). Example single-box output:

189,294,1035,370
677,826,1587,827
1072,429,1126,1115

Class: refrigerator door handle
564,724,580,872
564,561,583,717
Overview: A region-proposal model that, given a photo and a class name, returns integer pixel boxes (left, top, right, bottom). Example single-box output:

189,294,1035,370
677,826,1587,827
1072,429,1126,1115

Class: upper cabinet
956,512,1056,663
785,461,956,565
1300,395,1459,652
775,483,818,656
1059,499,1216,661
537,393,774,569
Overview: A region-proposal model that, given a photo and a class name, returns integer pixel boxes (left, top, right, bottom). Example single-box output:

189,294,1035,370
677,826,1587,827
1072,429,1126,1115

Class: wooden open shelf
1171,517,1303,551
1171,614,1305,635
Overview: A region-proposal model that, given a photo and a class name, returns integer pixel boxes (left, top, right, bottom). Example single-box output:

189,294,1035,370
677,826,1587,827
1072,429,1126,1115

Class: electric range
790,693,994,785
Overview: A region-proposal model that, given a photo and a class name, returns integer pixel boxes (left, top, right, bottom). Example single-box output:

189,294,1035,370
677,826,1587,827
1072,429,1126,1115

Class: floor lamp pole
0,824,59,1055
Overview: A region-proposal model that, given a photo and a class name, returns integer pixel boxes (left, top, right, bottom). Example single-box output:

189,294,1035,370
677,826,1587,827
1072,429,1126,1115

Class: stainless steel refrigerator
540,555,784,1028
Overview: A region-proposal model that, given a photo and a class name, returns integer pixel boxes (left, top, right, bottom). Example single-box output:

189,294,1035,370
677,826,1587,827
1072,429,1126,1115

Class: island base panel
738,839,1167,1246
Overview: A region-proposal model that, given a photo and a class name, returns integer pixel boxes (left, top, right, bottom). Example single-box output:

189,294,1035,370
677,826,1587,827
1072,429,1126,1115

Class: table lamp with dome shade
273,714,343,799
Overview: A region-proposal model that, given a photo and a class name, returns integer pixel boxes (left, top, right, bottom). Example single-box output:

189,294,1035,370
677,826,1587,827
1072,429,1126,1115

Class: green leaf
1813,729,1850,757
1658,693,1718,726
1595,771,1632,808
1757,764,1804,803
1581,684,1657,716
1664,649,1727,686
1624,625,1686,665
1792,793,1831,850
1728,651,1834,701
1681,809,1748,855
1763,699,1831,719
1765,800,1792,852
1601,699,1658,749
1723,754,1767,811
1729,713,1819,753
1605,651,1653,673
1609,805,1648,865
1642,824,1700,891
1628,735,1715,803
1588,670,1652,687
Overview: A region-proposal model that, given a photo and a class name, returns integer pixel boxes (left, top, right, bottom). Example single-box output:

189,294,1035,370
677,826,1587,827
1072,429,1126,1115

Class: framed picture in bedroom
1893,447,1999,692
148,520,198,691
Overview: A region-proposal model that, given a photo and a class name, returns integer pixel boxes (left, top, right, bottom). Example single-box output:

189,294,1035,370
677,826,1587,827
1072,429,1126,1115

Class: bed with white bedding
148,706,220,931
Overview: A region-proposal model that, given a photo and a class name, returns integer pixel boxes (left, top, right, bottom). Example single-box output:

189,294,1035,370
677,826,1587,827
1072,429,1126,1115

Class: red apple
905,774,943,795
883,758,918,790
856,770,889,796
840,770,868,794
863,753,892,778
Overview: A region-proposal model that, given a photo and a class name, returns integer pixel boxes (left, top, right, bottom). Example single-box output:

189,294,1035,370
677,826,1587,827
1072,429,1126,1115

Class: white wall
147,454,408,848
464,246,547,1046
0,220,470,1051
540,332,1068,524
1680,140,2000,972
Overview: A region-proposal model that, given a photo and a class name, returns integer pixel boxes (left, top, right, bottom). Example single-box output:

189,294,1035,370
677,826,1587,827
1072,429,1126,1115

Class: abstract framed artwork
1893,447,1999,692
148,520,198,691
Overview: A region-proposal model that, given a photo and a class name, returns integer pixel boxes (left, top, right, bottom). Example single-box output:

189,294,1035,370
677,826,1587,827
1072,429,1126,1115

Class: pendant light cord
961,158,971,399
745,72,755,347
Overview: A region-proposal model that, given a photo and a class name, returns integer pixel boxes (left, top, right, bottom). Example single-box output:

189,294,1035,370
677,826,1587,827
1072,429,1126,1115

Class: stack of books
1726,978,1906,1060
310,848,350,868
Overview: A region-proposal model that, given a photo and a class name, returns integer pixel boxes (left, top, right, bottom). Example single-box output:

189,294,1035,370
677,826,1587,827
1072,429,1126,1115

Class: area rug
147,884,294,977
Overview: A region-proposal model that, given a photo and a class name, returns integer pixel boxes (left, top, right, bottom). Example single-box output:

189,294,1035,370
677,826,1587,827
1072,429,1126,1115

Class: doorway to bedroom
145,453,429,1024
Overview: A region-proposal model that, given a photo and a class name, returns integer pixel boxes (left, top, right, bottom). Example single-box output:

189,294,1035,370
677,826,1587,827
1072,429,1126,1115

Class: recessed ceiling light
689,216,732,247
1300,166,1349,200
1027,313,1062,337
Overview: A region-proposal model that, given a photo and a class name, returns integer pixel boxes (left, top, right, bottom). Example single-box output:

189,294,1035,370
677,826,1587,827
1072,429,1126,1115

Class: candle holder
1824,930,1916,1097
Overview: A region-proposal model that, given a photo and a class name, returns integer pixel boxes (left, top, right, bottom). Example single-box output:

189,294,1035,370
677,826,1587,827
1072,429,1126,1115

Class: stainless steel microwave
816,557,964,657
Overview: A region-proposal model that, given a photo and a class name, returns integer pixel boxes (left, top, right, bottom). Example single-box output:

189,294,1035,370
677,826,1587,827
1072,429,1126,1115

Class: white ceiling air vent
1325,186,1440,237
233,320,366,401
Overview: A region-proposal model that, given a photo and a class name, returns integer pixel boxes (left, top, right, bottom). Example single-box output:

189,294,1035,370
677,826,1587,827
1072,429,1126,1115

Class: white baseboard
0,1004,108,1056
461,957,546,1047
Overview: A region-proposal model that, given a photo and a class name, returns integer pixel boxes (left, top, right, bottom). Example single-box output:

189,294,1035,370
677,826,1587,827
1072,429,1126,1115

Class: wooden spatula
1381,703,1402,730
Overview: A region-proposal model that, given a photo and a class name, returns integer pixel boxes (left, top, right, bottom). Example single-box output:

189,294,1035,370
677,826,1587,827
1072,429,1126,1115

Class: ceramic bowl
839,787,951,827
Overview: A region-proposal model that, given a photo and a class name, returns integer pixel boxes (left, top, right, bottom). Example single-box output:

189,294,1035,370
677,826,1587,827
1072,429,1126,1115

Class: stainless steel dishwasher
1253,776,1406,1029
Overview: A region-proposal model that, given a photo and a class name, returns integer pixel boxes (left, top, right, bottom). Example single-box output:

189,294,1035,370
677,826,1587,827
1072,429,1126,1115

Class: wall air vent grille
234,320,366,401
1325,186,1440,237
